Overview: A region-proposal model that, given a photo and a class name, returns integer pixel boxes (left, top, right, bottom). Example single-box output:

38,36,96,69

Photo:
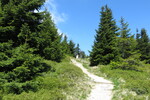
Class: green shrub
43,41,64,62
2,81,39,94
13,67,30,82
110,58,142,71
0,44,51,82
21,81,39,92
3,89,66,100
3,82,23,94
0,91,3,100
56,64,84,80
1,57,90,99
94,61,150,98
146,59,150,64
5,72,16,82
36,76,68,90
0,53,8,60
0,41,13,52
125,80,150,95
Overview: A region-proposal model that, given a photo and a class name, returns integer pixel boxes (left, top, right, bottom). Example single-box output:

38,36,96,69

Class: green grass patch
1,57,91,100
79,58,150,100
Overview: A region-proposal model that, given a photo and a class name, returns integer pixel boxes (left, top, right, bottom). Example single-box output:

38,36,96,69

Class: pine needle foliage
136,28,150,63
90,5,119,66
118,17,136,59
0,0,65,94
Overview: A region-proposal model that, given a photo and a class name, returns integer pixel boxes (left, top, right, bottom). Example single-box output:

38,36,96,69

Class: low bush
3,82,23,94
43,41,64,62
81,58,150,99
2,81,39,94
3,89,66,100
110,58,143,71
36,76,68,90
125,80,150,95
0,44,51,83
1,57,90,100
99,64,150,99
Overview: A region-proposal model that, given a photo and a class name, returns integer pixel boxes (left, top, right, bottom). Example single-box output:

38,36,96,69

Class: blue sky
44,0,150,55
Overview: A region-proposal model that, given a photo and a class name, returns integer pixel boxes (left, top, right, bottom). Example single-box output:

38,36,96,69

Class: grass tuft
2,57,91,100
78,58,150,100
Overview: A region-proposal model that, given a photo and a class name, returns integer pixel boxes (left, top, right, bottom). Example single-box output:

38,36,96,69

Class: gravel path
71,59,114,100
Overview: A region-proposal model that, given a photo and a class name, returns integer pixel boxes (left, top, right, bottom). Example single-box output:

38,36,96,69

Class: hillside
79,58,150,100
1,57,91,100
0,0,150,100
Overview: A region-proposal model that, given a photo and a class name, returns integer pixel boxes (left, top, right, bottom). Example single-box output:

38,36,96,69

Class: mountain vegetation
90,5,119,66
0,0,150,99
89,5,150,99
0,0,86,99
90,5,150,66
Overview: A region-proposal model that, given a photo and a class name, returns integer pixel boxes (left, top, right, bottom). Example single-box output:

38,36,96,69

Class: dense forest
0,0,86,98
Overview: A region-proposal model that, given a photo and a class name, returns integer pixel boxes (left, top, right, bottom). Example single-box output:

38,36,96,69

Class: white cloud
44,0,67,25
43,0,68,38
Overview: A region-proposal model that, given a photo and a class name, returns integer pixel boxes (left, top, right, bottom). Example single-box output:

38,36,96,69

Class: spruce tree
136,28,150,62
118,17,135,59
136,29,140,42
69,40,75,56
0,0,45,45
0,0,64,88
37,11,63,61
74,44,80,57
90,5,119,66
61,35,70,55
120,17,131,38
0,0,64,62
79,51,86,58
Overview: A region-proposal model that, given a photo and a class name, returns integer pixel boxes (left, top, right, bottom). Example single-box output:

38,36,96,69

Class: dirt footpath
71,59,114,100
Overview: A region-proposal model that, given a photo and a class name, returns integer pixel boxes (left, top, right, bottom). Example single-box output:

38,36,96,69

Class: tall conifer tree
90,5,119,66
118,17,135,59
120,17,131,38
136,28,150,62
0,0,64,62
0,0,45,45
75,44,80,56
61,35,70,55
37,11,63,62
69,40,75,56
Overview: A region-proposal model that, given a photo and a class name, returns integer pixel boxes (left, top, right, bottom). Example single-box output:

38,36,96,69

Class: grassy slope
2,57,91,100
78,58,150,100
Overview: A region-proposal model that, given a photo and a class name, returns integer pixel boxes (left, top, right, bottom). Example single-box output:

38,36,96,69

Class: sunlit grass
79,58,150,100
2,57,91,100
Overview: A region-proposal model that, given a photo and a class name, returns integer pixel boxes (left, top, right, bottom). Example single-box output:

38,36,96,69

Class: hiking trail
71,59,114,100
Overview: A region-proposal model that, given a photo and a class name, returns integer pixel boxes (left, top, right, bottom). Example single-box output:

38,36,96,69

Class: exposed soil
71,59,114,100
